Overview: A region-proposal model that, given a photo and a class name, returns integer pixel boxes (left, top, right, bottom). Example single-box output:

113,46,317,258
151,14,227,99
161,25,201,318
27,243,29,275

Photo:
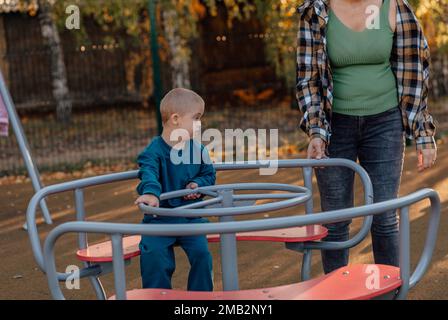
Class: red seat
77,235,141,262
109,264,401,300
207,225,327,243
76,226,328,263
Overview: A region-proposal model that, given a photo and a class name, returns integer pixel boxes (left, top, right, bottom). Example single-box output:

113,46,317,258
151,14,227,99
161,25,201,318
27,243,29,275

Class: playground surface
0,144,447,300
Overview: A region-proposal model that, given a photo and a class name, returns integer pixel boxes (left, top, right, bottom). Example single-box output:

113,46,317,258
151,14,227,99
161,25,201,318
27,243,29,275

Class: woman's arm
392,0,437,151
296,9,331,146
392,0,437,171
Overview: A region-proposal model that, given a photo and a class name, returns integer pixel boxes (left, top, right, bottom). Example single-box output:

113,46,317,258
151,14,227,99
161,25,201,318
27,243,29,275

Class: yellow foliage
416,0,448,50
233,88,275,105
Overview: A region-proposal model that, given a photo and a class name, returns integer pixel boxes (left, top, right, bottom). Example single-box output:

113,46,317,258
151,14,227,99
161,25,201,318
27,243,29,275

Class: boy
135,88,215,291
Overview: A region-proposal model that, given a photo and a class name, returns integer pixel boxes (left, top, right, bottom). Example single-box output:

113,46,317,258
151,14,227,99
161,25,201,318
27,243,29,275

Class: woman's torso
326,0,399,116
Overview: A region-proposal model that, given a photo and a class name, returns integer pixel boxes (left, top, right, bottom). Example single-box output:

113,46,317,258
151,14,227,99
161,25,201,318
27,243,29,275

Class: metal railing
42,187,441,300
26,158,374,298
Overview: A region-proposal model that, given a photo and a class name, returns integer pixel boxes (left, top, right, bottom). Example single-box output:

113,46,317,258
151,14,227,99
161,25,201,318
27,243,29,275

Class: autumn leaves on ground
0,141,447,300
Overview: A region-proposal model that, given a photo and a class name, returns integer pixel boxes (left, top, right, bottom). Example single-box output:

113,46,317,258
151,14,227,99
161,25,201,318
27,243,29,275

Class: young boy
135,88,215,291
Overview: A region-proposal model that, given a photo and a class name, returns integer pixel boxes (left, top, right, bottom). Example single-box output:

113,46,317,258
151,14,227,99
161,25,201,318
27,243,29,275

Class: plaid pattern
296,0,437,150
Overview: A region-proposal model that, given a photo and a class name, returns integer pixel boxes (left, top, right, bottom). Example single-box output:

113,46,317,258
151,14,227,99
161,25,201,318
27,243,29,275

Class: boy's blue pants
139,214,213,291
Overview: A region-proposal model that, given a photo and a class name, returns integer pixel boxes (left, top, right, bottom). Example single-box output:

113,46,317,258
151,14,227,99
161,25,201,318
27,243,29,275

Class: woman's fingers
307,138,327,168
424,152,431,169
417,149,437,172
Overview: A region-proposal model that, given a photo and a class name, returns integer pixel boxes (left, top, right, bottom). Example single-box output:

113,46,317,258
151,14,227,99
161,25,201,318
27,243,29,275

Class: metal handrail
42,188,441,300
27,158,374,280
139,183,312,217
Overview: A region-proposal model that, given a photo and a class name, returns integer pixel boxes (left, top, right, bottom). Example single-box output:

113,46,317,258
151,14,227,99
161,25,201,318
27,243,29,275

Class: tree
44,0,448,97
416,0,448,51
415,0,448,97
9,0,72,120
38,0,72,122
52,0,257,92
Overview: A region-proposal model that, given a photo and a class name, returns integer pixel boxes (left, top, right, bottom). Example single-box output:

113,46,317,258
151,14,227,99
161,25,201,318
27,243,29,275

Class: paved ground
0,143,447,300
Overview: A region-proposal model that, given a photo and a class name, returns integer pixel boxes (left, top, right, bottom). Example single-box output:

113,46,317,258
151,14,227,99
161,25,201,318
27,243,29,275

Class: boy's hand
184,182,202,200
135,194,159,207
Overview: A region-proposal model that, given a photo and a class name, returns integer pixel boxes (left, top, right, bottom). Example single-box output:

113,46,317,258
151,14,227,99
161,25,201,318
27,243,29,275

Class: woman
296,0,437,274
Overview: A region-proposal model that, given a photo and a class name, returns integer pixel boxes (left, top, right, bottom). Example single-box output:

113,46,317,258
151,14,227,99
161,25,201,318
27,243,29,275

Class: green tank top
326,0,398,116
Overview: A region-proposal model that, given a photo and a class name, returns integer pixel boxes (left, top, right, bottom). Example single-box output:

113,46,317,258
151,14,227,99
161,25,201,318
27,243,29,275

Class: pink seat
76,226,328,263
77,235,141,262
109,264,401,300
207,225,328,243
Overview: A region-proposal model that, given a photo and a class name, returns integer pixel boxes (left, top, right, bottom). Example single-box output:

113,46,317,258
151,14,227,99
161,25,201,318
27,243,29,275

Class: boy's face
173,103,204,141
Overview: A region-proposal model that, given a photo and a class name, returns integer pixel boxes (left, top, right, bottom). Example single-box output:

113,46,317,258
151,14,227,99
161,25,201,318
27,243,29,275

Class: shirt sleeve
393,0,437,151
413,37,437,151
188,145,216,188
296,10,331,145
136,148,162,197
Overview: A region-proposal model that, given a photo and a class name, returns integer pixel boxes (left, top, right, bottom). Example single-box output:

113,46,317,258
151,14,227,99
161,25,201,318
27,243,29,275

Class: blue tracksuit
136,136,215,291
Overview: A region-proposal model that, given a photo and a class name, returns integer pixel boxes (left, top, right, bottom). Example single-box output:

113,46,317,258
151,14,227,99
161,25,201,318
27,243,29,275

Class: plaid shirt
296,0,437,150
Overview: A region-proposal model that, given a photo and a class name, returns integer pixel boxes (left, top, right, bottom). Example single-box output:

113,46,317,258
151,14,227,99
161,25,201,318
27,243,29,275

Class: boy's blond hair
160,88,205,124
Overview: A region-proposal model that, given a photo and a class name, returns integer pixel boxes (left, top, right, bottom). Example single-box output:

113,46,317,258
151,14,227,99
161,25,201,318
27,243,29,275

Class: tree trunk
38,0,72,122
431,52,448,99
162,9,191,89
0,16,10,88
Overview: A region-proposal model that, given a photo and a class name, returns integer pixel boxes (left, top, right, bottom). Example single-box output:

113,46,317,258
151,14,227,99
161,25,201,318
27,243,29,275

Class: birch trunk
431,52,448,98
162,9,191,89
38,0,72,122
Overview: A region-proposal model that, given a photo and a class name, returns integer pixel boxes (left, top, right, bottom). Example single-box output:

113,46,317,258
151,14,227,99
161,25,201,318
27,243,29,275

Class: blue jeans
315,106,406,274
139,215,213,291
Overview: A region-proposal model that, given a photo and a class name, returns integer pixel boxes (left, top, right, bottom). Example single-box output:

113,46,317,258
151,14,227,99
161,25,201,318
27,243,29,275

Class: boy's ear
170,113,179,126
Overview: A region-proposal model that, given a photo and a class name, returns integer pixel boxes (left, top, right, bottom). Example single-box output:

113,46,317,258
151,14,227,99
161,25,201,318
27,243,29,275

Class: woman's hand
417,148,437,172
307,137,328,168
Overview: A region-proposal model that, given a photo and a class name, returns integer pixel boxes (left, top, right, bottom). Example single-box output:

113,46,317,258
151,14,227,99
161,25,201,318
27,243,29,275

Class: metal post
303,167,314,214
301,166,314,281
219,189,239,291
0,68,52,226
75,189,87,248
75,188,107,300
148,0,163,135
111,234,127,300
396,206,410,300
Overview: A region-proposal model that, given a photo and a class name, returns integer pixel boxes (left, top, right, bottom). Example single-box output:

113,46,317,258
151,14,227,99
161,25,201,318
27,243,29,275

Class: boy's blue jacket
136,136,216,208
